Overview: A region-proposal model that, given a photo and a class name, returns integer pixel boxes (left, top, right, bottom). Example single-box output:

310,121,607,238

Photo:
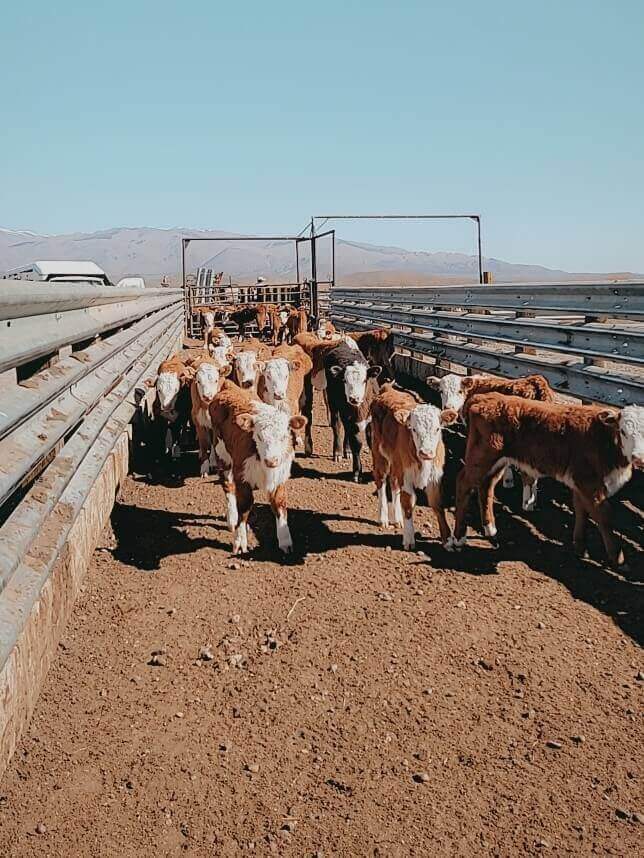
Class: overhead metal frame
309,213,484,286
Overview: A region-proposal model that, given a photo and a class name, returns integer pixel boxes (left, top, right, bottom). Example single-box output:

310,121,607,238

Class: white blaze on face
156,371,181,412
619,405,644,465
261,358,290,403
407,404,443,461
343,361,368,406
195,363,220,402
251,404,293,468
437,374,467,412
279,310,289,325
210,345,230,368
234,351,259,389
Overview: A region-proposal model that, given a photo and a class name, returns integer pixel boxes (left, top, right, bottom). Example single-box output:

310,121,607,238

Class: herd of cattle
144,306,643,571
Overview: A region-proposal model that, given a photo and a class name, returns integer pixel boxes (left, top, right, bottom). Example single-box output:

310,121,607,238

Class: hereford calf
370,384,458,549
324,342,381,482
190,355,230,476
210,385,307,554
345,329,396,381
427,371,555,509
151,355,193,459
231,338,270,391
452,395,643,569
258,344,314,454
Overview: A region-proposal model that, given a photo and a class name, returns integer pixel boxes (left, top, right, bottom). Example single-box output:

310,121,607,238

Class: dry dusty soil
0,397,642,857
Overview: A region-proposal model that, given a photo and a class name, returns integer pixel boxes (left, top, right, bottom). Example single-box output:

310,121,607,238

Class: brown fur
209,385,305,555
370,384,454,546
454,393,631,568
459,373,555,409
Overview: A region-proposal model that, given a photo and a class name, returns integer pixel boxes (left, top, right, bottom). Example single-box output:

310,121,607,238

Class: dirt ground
0,396,642,857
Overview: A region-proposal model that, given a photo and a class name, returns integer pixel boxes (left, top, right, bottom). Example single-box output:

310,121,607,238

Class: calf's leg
401,487,417,550
301,378,314,456
232,483,253,555
572,490,588,557
521,475,538,511
344,420,363,482
389,476,403,528
331,408,343,463
588,497,625,570
269,484,293,554
427,482,452,547
478,467,505,540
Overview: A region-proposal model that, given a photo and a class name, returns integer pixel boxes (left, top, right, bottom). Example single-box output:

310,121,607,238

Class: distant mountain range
0,226,639,285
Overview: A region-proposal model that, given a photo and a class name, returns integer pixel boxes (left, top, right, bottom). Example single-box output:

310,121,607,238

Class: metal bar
0,307,183,508
475,216,483,284
314,214,481,220
331,283,644,319
331,303,644,366
310,218,318,318
0,302,182,443
1,293,183,373
0,282,181,321
0,317,181,594
393,332,644,407
182,235,305,242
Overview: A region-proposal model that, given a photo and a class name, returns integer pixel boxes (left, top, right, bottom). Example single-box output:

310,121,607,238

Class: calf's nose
264,457,279,468
242,380,253,389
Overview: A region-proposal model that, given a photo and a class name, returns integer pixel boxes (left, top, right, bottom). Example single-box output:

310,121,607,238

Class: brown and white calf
452,395,643,569
190,354,230,477
370,385,457,550
427,372,555,509
231,338,270,391
258,344,314,454
150,355,193,459
209,384,307,554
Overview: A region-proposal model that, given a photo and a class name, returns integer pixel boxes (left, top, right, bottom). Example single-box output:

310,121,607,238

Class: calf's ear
367,365,382,378
329,365,343,378
597,408,619,426
461,376,475,390
236,413,255,432
440,408,459,426
144,378,155,388
425,376,439,389
256,360,266,372
289,415,308,431
393,409,411,425
289,359,302,372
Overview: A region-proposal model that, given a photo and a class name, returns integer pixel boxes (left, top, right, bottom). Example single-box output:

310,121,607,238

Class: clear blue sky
3,0,643,272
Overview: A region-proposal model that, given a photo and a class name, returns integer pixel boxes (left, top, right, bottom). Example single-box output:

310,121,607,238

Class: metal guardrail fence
330,282,644,407
0,281,184,585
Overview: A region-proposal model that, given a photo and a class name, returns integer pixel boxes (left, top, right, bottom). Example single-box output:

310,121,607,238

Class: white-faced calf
210,384,307,554
428,372,554,510
452,395,643,570
324,342,381,481
370,384,457,550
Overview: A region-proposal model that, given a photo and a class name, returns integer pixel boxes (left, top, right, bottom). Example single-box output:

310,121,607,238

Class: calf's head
261,357,292,403
600,405,644,468
330,360,381,407
394,403,458,461
195,363,221,404
236,406,307,468
427,373,476,413
234,350,263,389
156,367,191,415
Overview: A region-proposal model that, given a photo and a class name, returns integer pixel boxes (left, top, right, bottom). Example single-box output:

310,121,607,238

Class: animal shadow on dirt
110,502,229,571
391,375,644,643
